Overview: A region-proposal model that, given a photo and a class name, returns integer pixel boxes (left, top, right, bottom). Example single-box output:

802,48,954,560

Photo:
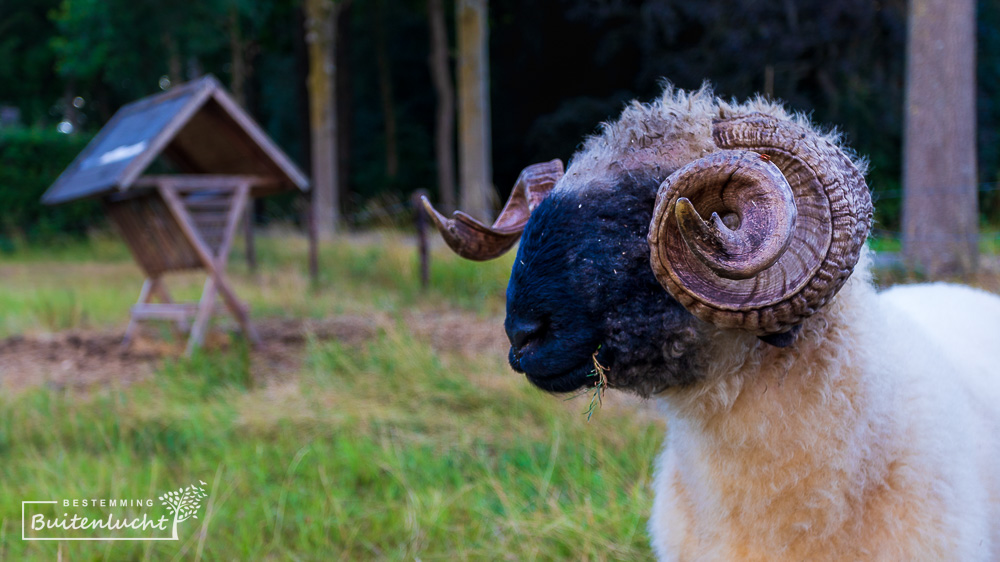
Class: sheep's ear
758,325,801,348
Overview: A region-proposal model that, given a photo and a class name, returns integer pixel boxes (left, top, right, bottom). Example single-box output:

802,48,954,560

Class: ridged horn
648,114,872,335
421,159,564,261
671,151,797,280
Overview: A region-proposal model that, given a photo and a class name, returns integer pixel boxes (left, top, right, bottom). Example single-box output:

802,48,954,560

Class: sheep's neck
659,295,899,556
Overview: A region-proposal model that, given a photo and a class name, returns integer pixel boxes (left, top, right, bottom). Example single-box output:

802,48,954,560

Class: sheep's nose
507,317,546,351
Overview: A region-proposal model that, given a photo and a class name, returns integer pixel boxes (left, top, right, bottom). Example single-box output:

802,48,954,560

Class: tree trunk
902,0,978,277
428,0,456,212
304,0,342,237
163,32,183,86
336,1,353,216
375,0,398,180
456,0,493,222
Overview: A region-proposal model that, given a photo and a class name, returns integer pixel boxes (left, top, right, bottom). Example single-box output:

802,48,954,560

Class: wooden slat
184,192,232,202
184,199,233,211
134,174,279,190
106,195,202,276
192,223,229,237
195,225,226,240
191,213,230,226
131,303,200,321
215,181,250,264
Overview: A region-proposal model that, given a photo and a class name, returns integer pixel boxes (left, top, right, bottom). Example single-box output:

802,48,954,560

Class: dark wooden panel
105,193,202,275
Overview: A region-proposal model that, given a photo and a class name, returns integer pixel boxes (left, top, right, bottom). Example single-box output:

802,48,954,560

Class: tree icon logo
158,481,209,540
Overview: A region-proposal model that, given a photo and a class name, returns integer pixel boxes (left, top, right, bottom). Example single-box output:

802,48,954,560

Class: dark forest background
1,0,999,240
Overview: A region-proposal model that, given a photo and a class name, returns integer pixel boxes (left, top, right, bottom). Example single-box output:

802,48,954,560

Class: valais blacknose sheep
422,86,1000,560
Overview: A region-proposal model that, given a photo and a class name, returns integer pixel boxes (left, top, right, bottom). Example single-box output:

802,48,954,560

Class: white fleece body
648,272,1000,561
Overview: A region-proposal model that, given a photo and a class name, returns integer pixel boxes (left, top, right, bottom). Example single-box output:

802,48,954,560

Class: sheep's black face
505,174,707,396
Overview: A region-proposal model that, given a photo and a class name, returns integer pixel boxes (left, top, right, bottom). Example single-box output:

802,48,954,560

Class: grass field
3,230,998,561
0,231,663,561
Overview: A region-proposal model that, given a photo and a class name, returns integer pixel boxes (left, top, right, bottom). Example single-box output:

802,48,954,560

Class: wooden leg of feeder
186,277,218,356
149,277,190,334
245,203,257,273
308,193,319,287
121,278,154,350
213,272,260,346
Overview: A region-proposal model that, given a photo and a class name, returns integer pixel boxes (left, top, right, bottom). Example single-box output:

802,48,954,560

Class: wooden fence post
413,190,430,290
308,192,320,288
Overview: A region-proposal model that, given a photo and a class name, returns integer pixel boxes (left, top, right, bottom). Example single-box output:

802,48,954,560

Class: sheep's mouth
510,347,609,394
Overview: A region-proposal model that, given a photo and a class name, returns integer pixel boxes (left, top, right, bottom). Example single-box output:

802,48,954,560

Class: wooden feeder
42,75,310,354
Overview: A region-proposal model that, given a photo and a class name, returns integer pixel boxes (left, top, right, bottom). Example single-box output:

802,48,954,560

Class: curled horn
648,114,872,335
421,159,564,261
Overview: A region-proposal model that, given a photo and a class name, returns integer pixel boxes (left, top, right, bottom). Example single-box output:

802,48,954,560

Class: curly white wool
648,251,1000,560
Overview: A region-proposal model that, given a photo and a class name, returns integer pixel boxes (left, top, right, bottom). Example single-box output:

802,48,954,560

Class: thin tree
336,1,354,215
456,0,492,222
428,0,456,211
304,0,343,237
902,0,978,277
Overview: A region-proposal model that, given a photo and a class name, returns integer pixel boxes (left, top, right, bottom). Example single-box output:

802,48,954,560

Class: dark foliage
0,0,997,237
0,128,98,246
492,0,911,228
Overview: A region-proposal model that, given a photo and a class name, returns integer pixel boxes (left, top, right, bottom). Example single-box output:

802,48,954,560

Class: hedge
0,127,99,245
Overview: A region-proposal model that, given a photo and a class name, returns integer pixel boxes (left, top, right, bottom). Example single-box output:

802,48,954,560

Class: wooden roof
42,75,309,205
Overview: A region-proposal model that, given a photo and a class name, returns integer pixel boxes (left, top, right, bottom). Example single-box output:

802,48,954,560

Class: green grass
0,230,514,338
0,231,662,560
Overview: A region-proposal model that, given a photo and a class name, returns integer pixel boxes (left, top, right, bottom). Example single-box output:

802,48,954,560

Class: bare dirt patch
0,307,660,419
0,311,513,393
0,315,388,392
405,309,508,358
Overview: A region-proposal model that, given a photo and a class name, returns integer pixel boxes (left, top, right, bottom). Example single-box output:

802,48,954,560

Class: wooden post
244,203,257,273
413,190,430,290
149,277,189,335
308,192,320,288
187,277,218,356
121,278,155,350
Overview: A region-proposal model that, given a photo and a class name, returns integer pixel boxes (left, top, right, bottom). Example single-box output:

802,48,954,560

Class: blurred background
1,1,998,559
1,0,998,253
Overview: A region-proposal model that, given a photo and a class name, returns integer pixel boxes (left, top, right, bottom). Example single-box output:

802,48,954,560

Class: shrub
0,127,100,245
